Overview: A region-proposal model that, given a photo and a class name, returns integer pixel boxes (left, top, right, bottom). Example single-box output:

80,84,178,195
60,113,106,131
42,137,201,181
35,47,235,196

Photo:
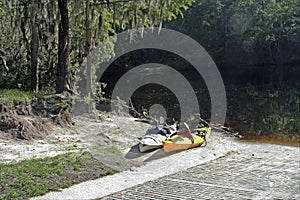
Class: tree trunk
85,0,94,112
30,1,39,92
20,1,30,61
56,0,72,94
86,0,92,96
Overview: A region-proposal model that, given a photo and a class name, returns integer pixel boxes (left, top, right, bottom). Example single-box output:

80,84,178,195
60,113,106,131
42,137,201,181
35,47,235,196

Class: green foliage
0,0,59,92
166,0,300,63
84,95,93,105
68,0,196,108
0,0,195,92
231,0,300,48
226,85,300,135
0,89,35,104
94,82,107,99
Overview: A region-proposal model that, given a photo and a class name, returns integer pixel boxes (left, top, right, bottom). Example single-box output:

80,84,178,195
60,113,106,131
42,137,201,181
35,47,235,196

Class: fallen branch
96,97,142,118
210,124,242,138
197,117,242,138
140,106,160,125
16,122,28,140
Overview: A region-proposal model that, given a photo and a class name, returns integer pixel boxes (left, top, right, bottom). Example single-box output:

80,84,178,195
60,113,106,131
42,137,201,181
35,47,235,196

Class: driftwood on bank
89,97,241,137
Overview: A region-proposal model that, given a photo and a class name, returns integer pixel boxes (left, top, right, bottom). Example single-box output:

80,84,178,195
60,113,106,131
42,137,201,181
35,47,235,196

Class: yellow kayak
163,127,211,152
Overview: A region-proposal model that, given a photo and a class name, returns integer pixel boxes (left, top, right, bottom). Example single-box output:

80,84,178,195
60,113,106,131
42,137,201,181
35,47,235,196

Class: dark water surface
100,60,300,140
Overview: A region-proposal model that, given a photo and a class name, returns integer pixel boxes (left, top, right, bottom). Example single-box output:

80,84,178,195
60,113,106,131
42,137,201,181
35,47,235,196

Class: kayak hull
163,134,204,152
139,143,162,152
138,133,166,152
163,127,211,152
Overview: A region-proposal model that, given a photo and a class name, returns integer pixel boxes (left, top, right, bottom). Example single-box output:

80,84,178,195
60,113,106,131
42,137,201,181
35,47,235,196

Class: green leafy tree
0,0,195,92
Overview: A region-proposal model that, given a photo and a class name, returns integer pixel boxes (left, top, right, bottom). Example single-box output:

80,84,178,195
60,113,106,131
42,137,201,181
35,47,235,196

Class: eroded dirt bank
0,112,151,171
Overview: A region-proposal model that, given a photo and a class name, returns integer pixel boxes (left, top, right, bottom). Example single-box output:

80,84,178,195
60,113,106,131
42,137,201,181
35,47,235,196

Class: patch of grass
92,145,123,156
99,168,117,176
0,89,32,103
0,150,117,200
0,89,44,104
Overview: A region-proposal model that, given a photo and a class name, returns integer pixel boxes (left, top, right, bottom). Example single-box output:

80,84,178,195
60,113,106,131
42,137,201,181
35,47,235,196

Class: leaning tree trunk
56,0,72,94
85,0,92,95
85,0,94,112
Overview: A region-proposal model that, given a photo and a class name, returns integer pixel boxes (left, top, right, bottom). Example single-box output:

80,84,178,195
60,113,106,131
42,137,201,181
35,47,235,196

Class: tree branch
0,55,9,73
92,0,133,6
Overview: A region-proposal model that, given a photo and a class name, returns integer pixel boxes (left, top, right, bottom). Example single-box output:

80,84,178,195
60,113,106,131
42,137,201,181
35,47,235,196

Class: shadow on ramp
143,148,179,162
124,144,149,159
125,144,181,162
